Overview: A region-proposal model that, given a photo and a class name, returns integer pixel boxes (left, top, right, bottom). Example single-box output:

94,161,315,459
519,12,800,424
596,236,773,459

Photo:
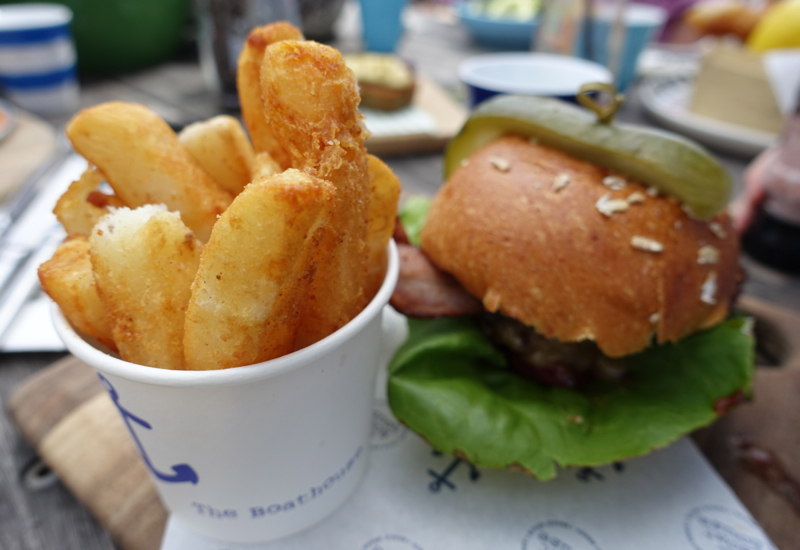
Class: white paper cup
0,4,79,117
53,241,399,543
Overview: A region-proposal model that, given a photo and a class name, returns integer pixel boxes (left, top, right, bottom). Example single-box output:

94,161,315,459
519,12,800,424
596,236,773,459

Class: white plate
640,76,778,158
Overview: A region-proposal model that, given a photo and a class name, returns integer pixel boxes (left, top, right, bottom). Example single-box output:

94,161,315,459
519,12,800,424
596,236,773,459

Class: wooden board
6,295,800,550
6,357,166,550
364,77,467,157
692,294,800,550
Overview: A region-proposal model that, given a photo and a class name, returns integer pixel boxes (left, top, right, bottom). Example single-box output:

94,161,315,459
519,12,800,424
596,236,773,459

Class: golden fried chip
252,151,282,180
53,167,125,235
66,102,233,242
90,205,203,369
183,169,334,370
261,40,371,348
38,235,116,351
237,22,303,169
365,154,401,299
178,115,256,196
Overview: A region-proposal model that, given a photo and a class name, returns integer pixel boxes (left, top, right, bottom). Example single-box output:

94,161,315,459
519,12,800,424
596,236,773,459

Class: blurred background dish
640,75,777,158
456,0,539,50
459,51,612,106
0,3,79,117
344,53,415,111
456,1,665,91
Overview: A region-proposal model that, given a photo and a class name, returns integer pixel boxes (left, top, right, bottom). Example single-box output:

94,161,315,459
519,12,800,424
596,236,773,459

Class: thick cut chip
183,169,334,370
252,151,282,180
66,102,233,242
38,235,116,351
261,40,371,348
237,22,303,169
365,154,401,299
54,167,125,235
178,115,256,196
90,205,203,369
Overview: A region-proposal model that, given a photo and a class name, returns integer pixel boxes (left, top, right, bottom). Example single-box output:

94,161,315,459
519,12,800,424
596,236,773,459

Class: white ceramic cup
53,241,399,543
0,4,80,117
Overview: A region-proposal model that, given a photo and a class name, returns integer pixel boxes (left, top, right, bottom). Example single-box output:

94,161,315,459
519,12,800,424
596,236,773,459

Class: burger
387,93,754,480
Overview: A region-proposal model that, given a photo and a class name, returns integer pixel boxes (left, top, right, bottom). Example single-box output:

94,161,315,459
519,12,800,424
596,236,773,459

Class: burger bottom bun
420,136,740,358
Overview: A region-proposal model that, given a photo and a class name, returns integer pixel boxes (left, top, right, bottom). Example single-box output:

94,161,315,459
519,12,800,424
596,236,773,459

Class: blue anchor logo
99,374,199,485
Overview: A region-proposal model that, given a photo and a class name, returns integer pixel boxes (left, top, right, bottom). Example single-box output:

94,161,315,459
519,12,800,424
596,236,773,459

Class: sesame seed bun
419,136,740,357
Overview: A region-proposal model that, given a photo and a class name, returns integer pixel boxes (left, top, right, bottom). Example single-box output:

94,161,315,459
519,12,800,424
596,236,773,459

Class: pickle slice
444,95,732,219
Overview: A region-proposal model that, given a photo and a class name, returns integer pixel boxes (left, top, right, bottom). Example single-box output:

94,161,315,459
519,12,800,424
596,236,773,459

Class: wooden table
1,4,799,549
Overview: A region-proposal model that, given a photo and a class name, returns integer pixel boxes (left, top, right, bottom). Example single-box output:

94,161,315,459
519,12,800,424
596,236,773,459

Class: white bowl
459,52,613,106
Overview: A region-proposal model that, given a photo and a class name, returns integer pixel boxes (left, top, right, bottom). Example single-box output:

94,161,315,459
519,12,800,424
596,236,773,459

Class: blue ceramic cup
459,52,613,107
573,3,666,92
0,3,79,117
360,0,409,53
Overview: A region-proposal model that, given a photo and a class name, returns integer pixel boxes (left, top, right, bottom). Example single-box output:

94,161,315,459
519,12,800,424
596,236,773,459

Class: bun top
420,136,740,357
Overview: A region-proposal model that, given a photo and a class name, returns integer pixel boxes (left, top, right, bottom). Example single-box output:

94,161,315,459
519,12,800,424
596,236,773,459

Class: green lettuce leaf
398,196,431,246
388,316,755,480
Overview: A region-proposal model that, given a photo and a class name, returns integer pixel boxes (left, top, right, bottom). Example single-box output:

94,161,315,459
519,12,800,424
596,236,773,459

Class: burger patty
390,242,629,389
479,313,627,389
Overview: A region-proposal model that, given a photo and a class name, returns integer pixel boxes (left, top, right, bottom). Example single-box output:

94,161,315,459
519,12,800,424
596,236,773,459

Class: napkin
0,153,86,353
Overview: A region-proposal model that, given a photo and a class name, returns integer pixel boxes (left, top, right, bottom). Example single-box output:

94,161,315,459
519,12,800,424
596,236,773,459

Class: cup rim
0,4,73,31
53,240,399,388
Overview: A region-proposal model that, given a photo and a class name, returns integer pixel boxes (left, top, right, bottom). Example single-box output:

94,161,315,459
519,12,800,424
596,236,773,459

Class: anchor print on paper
99,374,199,484
575,462,625,483
427,450,480,492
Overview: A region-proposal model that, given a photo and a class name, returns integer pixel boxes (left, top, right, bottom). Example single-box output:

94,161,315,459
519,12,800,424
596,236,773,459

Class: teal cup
573,3,666,91
360,0,408,53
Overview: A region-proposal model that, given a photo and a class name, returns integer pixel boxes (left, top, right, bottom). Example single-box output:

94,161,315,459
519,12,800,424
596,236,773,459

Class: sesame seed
701,272,718,305
674,220,683,230
603,175,627,190
697,245,720,265
483,288,502,312
552,173,570,192
567,415,584,425
488,156,510,172
596,193,630,216
649,312,661,324
708,222,727,239
631,235,664,253
646,186,659,197
460,158,470,168
626,191,646,204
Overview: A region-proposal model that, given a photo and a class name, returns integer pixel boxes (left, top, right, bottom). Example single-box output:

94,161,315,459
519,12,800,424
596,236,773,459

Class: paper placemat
160,309,775,550
162,432,774,550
